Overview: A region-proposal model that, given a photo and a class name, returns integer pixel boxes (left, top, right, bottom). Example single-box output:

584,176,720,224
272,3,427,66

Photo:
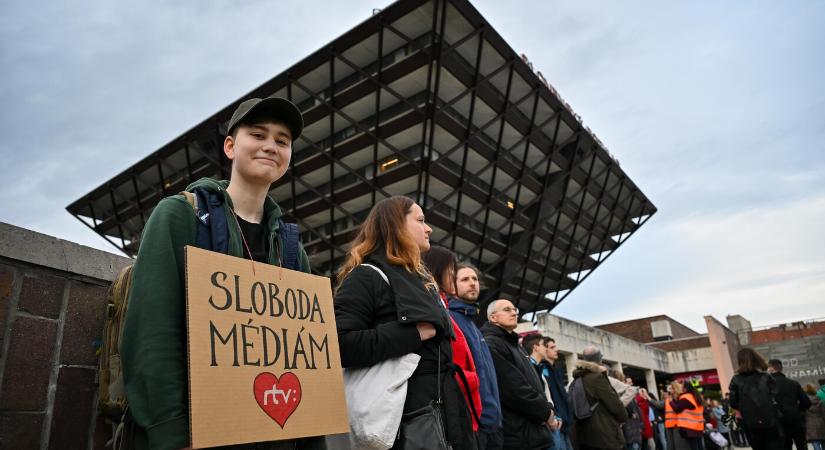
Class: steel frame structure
66,0,656,316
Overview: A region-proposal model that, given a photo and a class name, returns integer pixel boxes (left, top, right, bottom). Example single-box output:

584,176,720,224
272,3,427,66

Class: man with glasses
481,300,555,450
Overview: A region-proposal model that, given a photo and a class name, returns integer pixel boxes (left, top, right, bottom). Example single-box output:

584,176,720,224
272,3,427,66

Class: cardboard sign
185,246,348,448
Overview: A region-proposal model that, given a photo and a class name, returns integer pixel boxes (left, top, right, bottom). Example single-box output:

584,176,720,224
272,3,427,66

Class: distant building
532,312,824,395
728,315,825,387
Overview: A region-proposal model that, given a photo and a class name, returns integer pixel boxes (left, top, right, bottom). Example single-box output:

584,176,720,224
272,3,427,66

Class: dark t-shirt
236,216,269,263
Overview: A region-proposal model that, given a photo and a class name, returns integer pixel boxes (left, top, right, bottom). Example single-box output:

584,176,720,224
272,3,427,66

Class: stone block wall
0,223,131,450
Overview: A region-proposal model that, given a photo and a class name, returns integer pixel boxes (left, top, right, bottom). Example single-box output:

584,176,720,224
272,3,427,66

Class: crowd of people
117,96,825,450
728,349,825,450
331,193,825,450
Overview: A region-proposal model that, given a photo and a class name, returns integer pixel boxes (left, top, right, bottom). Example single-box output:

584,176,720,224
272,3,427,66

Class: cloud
0,0,387,248
1,0,825,335
559,193,825,331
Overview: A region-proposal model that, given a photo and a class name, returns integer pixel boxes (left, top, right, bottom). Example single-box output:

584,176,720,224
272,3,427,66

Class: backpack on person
735,372,782,429
569,377,600,420
97,188,301,419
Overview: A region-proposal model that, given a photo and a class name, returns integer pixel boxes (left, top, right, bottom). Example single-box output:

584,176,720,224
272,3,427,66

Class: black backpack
569,377,600,420
735,372,781,429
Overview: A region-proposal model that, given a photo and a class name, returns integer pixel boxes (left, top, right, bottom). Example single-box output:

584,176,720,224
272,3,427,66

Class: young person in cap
121,97,321,450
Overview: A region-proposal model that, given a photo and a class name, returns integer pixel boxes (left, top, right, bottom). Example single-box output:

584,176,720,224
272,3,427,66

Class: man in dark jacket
768,359,812,450
481,299,554,450
541,336,573,450
451,264,504,449
571,346,628,450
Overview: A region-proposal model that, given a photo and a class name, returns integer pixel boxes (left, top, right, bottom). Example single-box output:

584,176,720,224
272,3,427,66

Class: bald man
481,299,554,450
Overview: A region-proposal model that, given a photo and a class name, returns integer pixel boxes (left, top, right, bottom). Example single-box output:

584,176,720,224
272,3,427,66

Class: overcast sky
2,0,823,332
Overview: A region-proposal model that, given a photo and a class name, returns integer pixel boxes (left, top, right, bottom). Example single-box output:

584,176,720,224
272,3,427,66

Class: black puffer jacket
480,323,553,450
334,252,474,450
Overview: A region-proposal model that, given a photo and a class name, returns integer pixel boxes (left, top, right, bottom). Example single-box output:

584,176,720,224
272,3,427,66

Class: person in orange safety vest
664,380,705,450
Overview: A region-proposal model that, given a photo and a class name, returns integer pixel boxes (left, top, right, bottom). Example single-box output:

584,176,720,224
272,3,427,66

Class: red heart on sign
253,372,302,428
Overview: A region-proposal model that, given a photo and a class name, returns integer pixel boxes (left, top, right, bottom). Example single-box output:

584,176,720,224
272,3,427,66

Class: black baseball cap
227,97,303,140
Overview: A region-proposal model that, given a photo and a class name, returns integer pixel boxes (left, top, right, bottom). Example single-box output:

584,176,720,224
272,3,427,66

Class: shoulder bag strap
359,263,389,285
449,362,481,424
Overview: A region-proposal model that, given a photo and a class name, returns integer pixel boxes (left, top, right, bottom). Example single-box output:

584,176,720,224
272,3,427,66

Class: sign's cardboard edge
185,245,195,447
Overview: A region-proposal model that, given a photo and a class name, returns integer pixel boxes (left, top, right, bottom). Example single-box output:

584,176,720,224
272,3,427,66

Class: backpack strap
278,219,301,270
181,191,211,251
181,190,196,209
184,188,229,253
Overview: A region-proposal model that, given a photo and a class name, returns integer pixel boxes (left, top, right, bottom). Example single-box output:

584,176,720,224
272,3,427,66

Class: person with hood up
571,346,628,450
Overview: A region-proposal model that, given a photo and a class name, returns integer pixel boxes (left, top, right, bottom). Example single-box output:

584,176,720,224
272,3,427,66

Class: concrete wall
705,315,741,394
665,346,715,374
537,312,722,378
751,335,825,388
0,222,131,450
537,313,671,372
649,335,710,352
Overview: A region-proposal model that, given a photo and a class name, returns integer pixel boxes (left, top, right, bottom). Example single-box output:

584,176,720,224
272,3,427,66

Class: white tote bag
344,264,421,450
344,352,421,449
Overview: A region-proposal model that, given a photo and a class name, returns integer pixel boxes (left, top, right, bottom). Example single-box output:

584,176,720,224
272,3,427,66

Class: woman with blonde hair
334,196,475,449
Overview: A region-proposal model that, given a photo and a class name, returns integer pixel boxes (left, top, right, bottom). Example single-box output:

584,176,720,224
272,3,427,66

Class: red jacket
442,293,482,430
636,393,653,439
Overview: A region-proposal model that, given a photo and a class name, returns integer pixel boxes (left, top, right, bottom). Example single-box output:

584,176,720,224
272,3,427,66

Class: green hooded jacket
121,178,310,450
